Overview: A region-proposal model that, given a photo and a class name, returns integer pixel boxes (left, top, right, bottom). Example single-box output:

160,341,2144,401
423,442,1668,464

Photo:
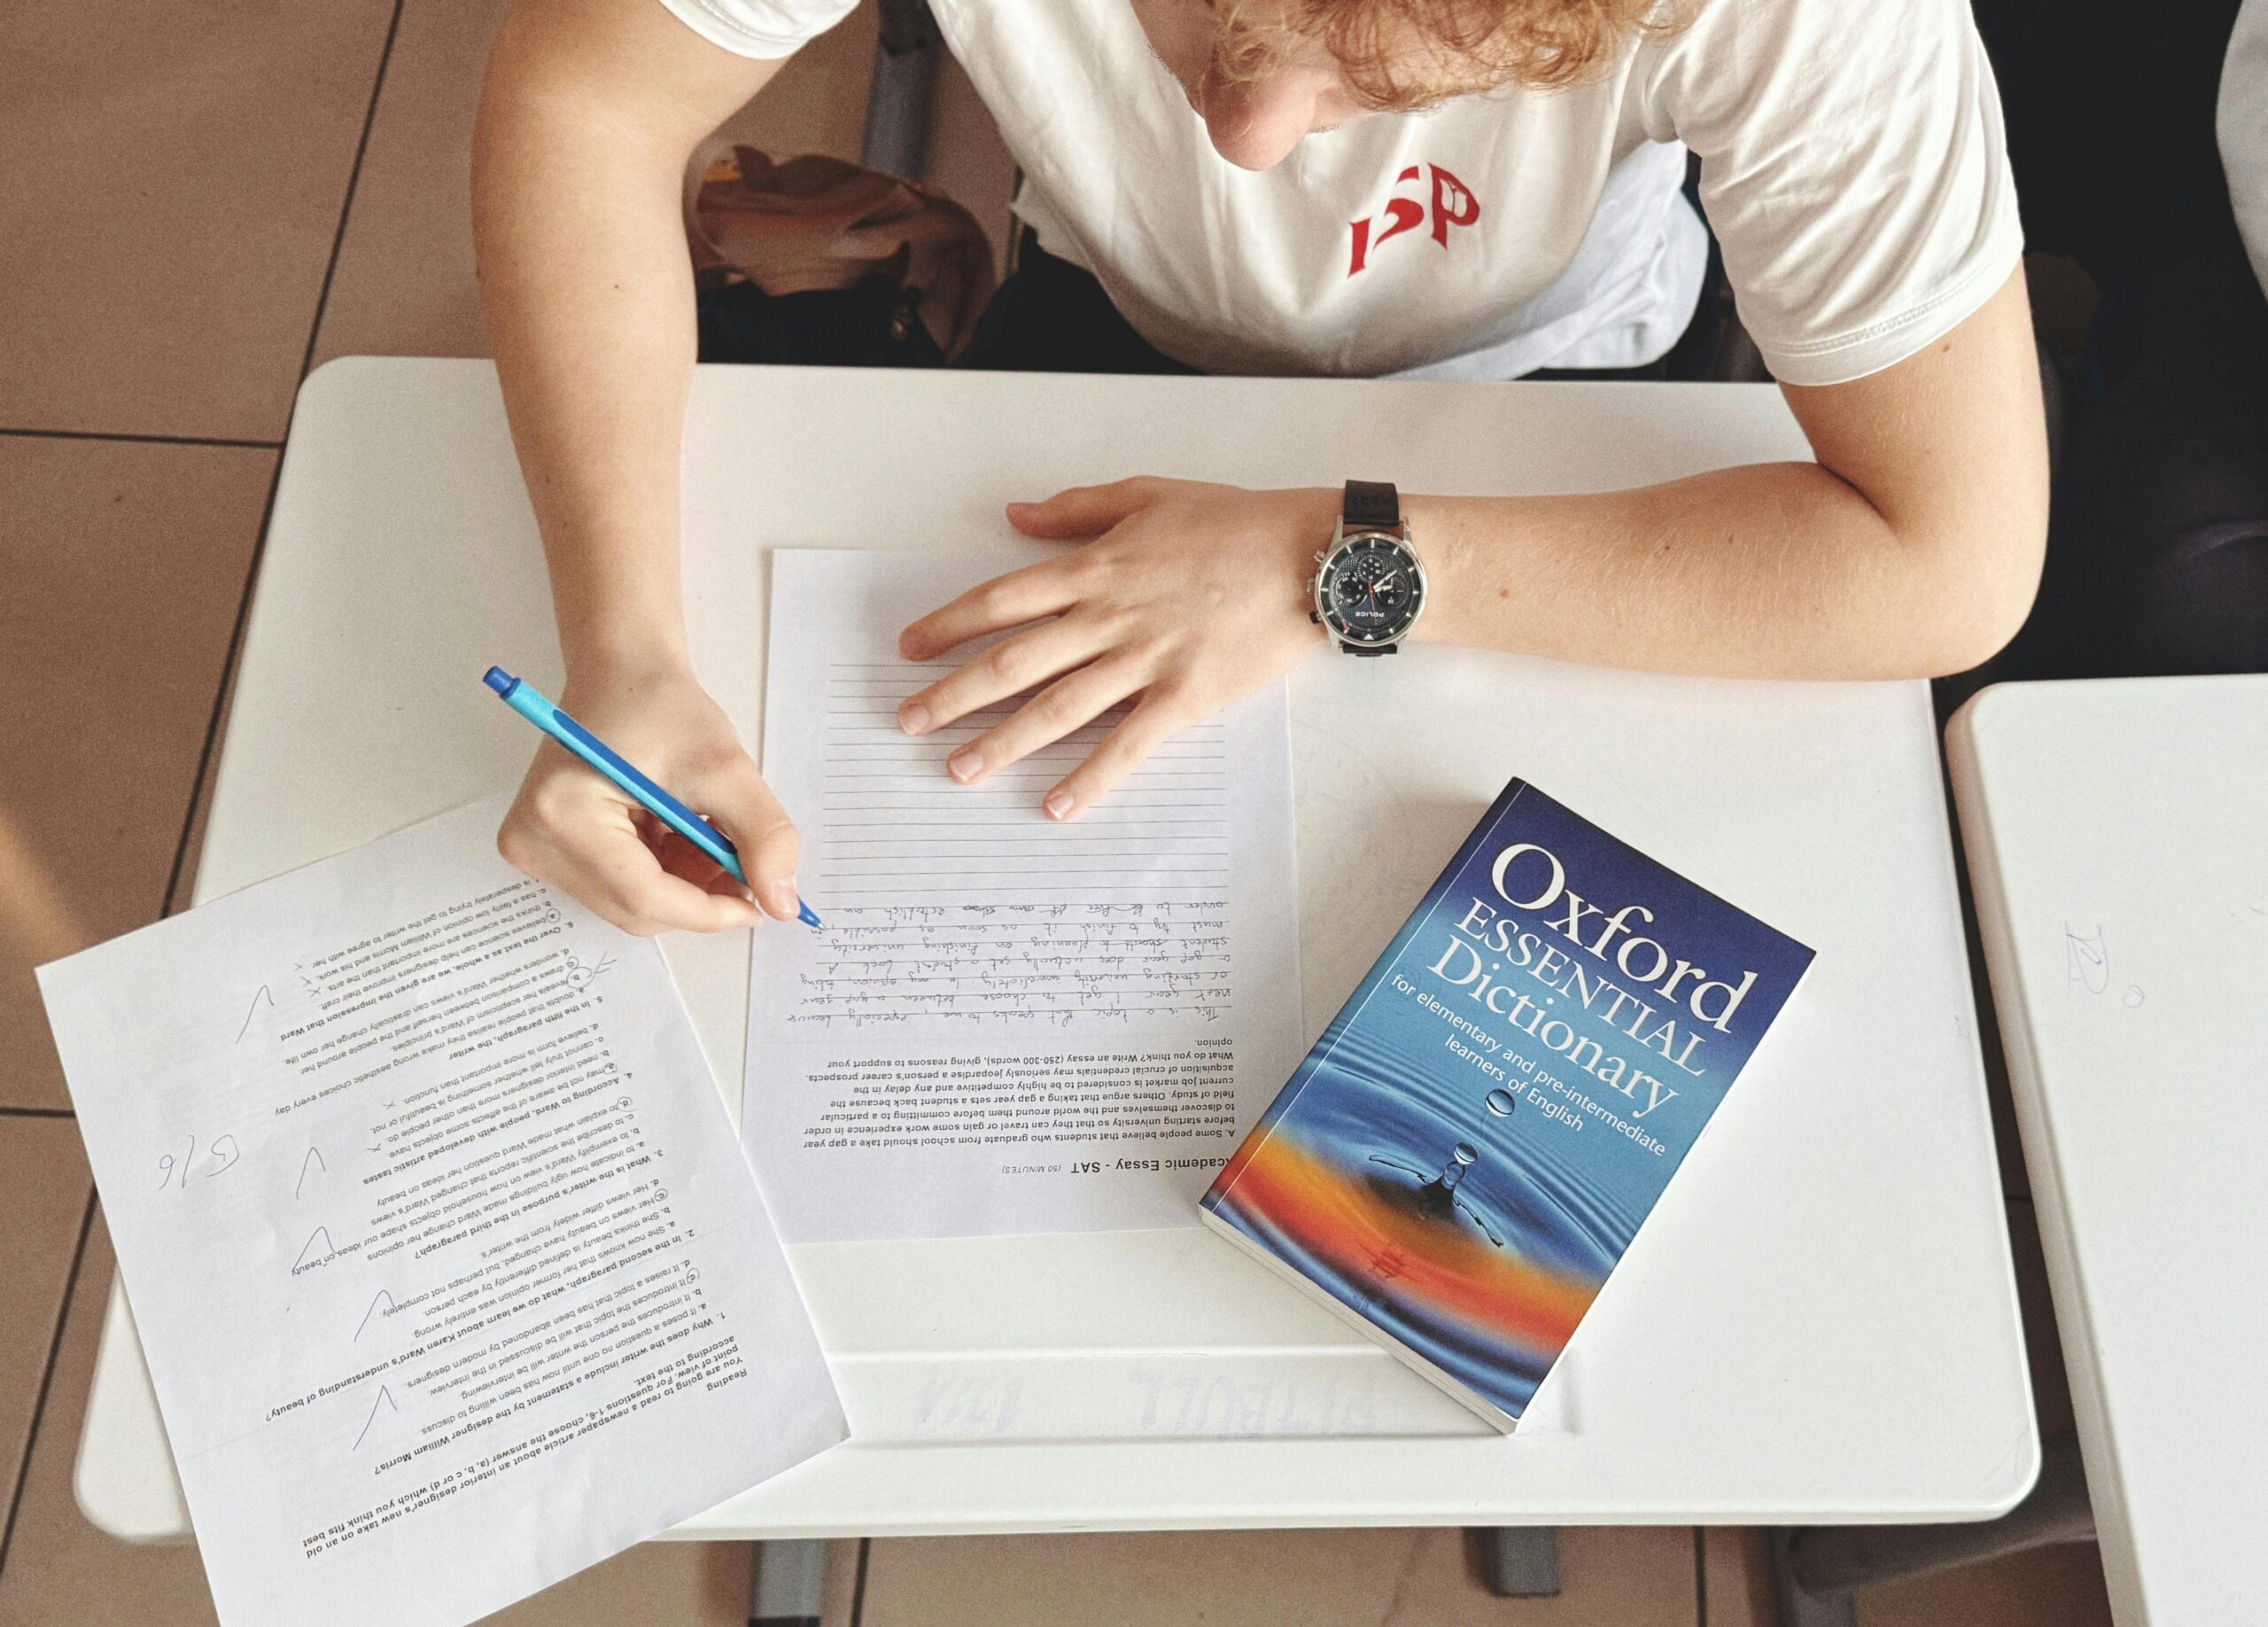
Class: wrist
541,524,694,690
557,627,694,694
1284,486,1339,637
1396,493,1469,646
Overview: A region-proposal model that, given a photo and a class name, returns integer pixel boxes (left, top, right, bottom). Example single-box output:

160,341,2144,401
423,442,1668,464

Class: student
473,0,2048,935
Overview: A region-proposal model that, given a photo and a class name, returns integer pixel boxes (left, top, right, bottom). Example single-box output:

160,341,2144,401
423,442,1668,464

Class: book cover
1200,779,1814,1428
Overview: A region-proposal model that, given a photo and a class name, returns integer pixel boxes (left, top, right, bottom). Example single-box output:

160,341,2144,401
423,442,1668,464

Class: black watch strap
1342,479,1401,532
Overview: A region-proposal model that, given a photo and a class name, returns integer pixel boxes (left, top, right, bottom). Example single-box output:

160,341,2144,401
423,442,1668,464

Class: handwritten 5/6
157,1133,241,1192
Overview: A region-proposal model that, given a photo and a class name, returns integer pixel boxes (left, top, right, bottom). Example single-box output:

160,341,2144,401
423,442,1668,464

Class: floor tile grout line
159,0,408,920
0,1108,75,1120
849,1537,871,1626
0,427,283,452
159,448,282,921
0,1189,98,1582
1693,1526,1707,1625
296,0,408,385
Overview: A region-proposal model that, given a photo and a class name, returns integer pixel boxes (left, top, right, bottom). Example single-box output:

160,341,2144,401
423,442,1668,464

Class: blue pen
483,666,819,928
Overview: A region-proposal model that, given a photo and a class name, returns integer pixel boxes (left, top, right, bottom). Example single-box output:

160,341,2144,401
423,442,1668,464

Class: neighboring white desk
78,358,2034,1542
1947,677,2268,1626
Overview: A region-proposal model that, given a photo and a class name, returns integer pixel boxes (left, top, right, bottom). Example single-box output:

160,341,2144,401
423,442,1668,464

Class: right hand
497,658,802,935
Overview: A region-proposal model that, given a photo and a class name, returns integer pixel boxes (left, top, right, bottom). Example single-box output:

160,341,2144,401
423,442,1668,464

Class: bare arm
1411,266,2050,678
897,269,2049,814
474,0,799,931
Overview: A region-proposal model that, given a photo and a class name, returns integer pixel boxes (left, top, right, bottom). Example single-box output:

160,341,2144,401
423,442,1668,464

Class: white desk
78,357,2034,1541
1947,677,2268,1625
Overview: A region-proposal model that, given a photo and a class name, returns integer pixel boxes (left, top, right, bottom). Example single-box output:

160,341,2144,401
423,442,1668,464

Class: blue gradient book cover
1201,780,1814,1428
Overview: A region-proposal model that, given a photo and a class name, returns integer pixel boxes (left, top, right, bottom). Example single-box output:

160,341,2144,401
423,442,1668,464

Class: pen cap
483,666,517,697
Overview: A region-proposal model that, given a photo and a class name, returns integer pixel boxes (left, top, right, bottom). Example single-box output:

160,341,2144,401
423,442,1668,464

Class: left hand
897,478,1336,818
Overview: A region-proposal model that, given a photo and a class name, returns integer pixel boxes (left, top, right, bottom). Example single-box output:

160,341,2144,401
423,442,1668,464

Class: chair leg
1475,1526,1560,1597
750,1537,828,1627
1770,1528,1860,1627
859,0,941,180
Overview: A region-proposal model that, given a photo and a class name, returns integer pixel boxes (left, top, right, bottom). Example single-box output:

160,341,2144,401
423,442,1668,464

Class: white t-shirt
662,0,2023,384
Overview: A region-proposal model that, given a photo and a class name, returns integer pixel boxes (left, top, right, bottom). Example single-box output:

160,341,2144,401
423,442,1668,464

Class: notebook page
748,548,1303,1242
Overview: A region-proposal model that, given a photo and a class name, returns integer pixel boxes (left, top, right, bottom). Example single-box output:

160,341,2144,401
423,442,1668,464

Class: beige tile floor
0,2,2117,1621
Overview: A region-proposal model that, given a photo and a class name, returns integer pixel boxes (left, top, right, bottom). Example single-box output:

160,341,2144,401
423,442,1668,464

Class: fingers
900,557,1084,661
1005,478,1159,540
939,657,1146,786
1040,692,1193,821
501,770,765,937
897,614,1113,738
696,761,805,921
575,816,765,934
650,824,770,899
497,739,798,936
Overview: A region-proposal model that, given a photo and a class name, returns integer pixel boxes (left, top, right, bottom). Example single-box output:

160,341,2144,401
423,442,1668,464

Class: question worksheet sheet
37,798,843,1627
747,549,1305,1242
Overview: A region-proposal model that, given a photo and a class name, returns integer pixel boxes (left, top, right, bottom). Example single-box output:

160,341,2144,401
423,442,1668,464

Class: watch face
1317,532,1424,645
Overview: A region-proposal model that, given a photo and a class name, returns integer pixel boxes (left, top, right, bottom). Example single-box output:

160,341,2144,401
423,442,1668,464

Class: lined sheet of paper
811,666,1234,1026
38,798,843,1627
749,549,1303,1242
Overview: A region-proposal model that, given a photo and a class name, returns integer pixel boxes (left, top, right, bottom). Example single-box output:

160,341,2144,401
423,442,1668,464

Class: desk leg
1771,1432,2093,1626
750,1537,829,1627
1475,1526,1560,1597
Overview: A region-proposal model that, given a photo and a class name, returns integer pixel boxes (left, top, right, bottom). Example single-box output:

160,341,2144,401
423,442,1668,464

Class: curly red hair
1213,0,1689,110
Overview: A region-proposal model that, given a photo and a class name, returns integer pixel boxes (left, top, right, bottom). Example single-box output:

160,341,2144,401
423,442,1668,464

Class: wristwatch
1309,479,1425,655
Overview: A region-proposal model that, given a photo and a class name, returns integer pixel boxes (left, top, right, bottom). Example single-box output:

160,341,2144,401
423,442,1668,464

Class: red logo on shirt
1348,164,1480,277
